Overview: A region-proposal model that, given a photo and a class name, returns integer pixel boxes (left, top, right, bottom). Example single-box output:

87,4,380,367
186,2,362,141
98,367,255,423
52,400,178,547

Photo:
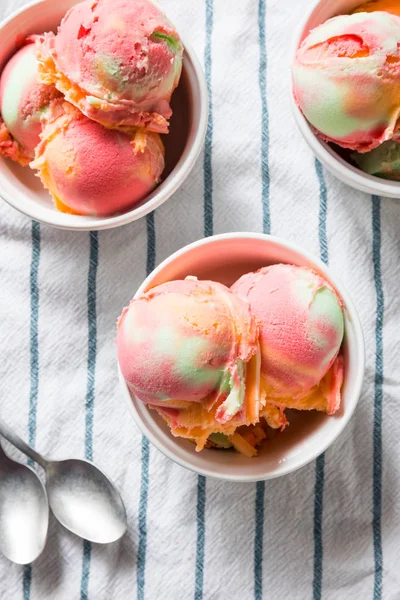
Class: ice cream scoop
0,39,60,165
354,0,400,16
116,277,279,451
352,139,400,179
31,101,165,216
292,11,400,152
36,0,183,133
118,278,258,416
232,264,345,414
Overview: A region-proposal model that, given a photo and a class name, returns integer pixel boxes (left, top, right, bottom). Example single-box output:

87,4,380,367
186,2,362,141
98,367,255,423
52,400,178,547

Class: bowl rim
289,0,400,199
0,0,209,230
118,232,366,482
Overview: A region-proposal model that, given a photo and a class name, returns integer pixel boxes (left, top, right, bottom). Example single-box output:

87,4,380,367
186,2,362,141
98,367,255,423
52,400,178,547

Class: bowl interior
0,0,200,229
122,235,364,481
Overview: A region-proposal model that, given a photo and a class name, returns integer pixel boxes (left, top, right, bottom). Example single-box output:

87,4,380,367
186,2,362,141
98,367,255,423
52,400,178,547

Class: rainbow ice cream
0,39,60,165
31,101,165,216
232,265,344,415
118,268,346,456
36,0,183,133
292,11,400,152
117,277,287,454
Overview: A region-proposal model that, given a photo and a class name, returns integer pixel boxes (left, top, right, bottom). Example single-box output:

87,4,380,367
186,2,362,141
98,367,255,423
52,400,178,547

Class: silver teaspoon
0,421,127,544
0,443,49,564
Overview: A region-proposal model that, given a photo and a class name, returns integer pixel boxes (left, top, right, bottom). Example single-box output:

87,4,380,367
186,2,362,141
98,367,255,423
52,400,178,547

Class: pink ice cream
117,277,259,421
31,101,165,216
232,264,345,414
0,40,60,165
292,11,400,152
36,0,183,133
117,268,344,455
117,277,289,454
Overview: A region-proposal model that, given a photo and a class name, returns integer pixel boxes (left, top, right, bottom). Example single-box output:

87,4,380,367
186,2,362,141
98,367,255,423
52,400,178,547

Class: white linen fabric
0,1,399,599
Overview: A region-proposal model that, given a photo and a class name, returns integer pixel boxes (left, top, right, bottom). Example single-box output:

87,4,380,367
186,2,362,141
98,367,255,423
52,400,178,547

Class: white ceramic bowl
0,0,208,230
118,233,365,482
290,0,400,199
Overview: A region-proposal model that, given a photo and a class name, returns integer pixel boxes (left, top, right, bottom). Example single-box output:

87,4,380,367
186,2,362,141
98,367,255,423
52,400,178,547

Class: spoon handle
0,420,47,468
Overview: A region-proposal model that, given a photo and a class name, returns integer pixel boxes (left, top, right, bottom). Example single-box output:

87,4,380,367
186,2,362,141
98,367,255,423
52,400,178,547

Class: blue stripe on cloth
203,0,214,238
85,231,98,463
312,159,328,600
137,213,156,600
80,231,99,600
23,565,32,600
80,541,92,600
254,481,265,600
258,0,270,235
28,221,41,449
372,196,384,600
23,220,41,599
253,2,270,597
194,476,206,600
146,212,156,275
137,436,150,600
194,2,214,598
313,454,325,600
316,159,328,265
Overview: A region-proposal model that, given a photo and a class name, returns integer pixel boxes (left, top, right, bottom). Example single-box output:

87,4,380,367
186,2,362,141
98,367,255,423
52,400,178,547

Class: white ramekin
290,0,400,199
118,233,365,482
0,0,208,230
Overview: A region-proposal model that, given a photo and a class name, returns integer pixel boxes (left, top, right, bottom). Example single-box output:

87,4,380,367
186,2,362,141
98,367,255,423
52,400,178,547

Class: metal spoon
0,421,127,544
0,444,49,564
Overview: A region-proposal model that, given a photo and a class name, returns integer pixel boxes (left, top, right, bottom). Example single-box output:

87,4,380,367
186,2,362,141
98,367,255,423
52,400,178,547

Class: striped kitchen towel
0,0,399,599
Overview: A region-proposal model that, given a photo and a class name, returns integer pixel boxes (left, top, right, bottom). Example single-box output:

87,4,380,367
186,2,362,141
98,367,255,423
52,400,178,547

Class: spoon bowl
0,420,127,544
0,445,49,564
46,459,127,544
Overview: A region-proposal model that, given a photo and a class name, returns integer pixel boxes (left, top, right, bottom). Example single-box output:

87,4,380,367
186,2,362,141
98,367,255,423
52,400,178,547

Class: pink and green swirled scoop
36,0,183,133
292,11,400,152
117,278,259,420
0,40,60,165
31,101,165,216
232,264,344,415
